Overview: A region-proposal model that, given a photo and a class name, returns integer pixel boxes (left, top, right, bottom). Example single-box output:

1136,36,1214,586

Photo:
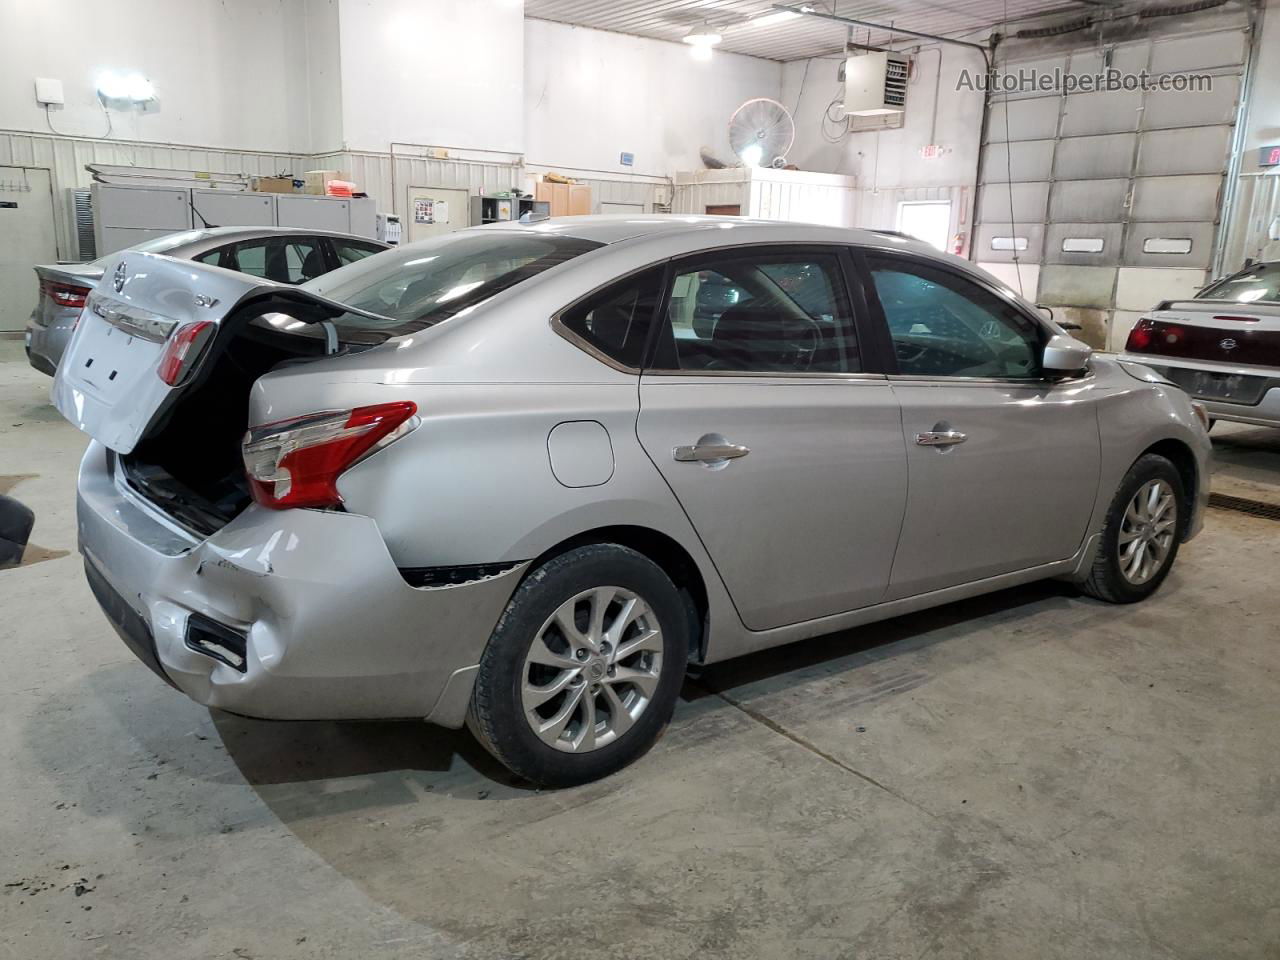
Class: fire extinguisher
951,232,967,256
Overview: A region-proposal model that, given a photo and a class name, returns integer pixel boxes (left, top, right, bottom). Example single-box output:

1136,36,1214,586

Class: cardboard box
253,176,299,194
303,169,348,196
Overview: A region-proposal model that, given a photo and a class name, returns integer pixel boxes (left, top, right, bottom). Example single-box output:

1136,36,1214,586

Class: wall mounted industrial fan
728,97,795,168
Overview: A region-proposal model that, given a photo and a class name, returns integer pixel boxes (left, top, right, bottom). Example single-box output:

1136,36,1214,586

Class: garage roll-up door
975,26,1248,349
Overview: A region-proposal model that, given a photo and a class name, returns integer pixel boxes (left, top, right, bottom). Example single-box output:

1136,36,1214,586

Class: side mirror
1042,333,1092,377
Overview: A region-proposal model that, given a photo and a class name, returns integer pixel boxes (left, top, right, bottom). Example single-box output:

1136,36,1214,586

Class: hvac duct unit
66,188,96,261
844,52,909,117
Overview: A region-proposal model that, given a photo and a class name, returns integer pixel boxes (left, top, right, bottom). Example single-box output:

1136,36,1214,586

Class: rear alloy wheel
1082,454,1184,603
522,586,664,753
467,544,689,787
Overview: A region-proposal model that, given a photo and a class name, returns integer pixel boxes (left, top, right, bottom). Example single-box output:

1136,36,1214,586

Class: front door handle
915,430,968,447
673,441,751,462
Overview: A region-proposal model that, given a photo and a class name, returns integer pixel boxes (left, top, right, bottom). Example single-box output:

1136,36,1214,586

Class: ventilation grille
69,188,95,261
884,57,909,107
1209,492,1280,521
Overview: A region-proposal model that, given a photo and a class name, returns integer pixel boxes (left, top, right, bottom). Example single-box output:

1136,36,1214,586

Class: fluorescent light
96,71,155,103
682,25,722,46
740,143,764,167
750,10,800,26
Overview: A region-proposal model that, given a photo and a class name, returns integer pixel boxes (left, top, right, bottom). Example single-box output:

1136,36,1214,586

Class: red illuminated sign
1261,145,1280,168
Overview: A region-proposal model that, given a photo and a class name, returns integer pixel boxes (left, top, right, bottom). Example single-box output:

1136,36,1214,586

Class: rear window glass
1197,263,1280,304
304,232,602,335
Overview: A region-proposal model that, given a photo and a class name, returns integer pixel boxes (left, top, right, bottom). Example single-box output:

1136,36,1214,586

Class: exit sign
1261,145,1280,167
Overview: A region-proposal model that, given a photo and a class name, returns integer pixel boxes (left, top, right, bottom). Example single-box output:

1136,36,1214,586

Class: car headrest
589,302,637,352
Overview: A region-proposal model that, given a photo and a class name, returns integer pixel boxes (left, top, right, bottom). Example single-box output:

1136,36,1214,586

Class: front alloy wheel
1082,453,1185,604
1117,479,1178,586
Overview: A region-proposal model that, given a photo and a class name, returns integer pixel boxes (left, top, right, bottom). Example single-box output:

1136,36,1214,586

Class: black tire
467,544,689,787
1081,454,1185,604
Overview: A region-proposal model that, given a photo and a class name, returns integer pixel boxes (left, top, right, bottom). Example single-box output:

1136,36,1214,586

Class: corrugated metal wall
975,24,1250,350
1222,173,1280,268
851,185,971,243
0,130,306,260
672,168,860,225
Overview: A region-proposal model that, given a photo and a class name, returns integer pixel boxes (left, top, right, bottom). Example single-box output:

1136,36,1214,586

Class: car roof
177,226,385,243
477,214,940,253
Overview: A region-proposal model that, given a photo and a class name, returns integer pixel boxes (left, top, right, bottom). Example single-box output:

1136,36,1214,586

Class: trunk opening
120,308,380,537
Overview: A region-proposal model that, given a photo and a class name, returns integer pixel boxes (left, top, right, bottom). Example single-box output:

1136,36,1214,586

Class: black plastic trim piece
185,614,249,672
398,562,522,588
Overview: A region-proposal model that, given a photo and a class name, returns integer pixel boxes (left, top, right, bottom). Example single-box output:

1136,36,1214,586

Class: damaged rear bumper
76,441,524,726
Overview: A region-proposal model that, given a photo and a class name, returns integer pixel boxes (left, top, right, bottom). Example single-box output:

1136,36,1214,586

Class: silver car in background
24,226,387,375
54,216,1210,786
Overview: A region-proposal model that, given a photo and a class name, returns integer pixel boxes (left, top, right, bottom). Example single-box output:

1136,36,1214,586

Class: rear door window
230,237,325,284
650,249,860,374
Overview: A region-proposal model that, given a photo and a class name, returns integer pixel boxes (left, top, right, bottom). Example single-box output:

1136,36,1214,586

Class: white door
0,167,57,332
406,186,470,243
897,201,952,252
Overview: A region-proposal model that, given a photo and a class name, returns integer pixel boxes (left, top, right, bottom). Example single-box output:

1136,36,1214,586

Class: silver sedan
24,226,387,375
54,216,1210,786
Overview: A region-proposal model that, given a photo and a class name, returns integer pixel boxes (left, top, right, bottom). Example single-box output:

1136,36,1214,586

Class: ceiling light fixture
750,10,800,27
682,24,723,47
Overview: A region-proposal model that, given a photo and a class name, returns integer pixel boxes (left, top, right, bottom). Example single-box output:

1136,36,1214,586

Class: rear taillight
242,402,418,510
157,321,215,386
40,279,91,309
1126,317,1155,351
1212,315,1261,323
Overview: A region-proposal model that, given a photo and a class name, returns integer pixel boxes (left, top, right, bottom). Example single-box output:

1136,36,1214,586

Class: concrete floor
3,337,1280,960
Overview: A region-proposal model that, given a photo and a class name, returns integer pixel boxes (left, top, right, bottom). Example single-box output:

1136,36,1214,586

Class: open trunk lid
52,251,371,455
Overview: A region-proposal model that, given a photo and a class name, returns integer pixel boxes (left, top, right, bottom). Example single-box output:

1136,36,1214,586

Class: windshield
302,231,603,334
1197,262,1280,304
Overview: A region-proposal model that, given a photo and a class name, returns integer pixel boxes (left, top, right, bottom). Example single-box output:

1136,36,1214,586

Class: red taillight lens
157,321,215,386
40,279,91,309
1125,317,1155,351
242,402,418,509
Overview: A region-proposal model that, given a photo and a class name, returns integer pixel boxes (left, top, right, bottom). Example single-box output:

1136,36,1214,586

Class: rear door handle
915,430,968,447
673,442,750,462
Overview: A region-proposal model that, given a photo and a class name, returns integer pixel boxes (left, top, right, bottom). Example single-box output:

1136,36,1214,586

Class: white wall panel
0,0,311,154
982,140,1054,182
1137,126,1232,177
526,19,780,179
1144,75,1240,129
1115,267,1207,312
1053,134,1137,181
1060,90,1142,136
1038,265,1117,309
336,0,525,154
